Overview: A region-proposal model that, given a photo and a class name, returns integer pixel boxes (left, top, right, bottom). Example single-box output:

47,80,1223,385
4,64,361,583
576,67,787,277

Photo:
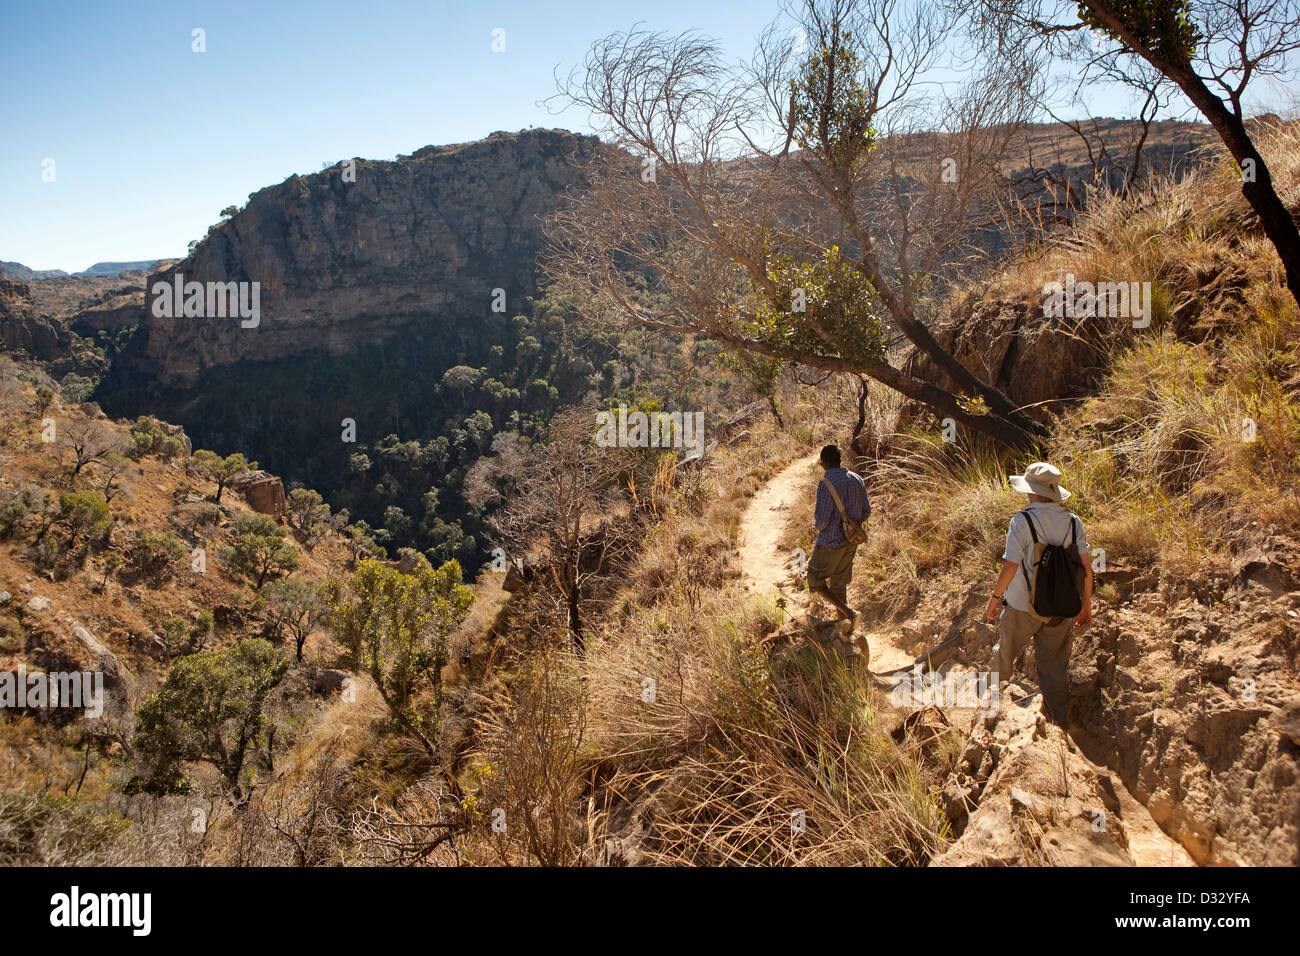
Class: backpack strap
1016,510,1038,592
821,476,852,531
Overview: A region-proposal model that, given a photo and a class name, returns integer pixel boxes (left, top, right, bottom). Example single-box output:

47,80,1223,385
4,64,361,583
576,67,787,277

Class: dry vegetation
1,120,1296,867
853,121,1300,621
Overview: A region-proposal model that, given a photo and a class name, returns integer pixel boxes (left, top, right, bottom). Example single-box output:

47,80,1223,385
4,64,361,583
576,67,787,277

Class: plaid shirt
814,467,870,548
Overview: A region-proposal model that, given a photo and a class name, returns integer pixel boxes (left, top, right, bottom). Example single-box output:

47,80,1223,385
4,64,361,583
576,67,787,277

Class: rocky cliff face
112,129,604,389
0,279,71,360
919,297,1105,424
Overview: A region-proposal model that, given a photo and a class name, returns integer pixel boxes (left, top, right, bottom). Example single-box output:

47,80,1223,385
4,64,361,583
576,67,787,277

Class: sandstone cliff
0,279,71,361
109,128,604,389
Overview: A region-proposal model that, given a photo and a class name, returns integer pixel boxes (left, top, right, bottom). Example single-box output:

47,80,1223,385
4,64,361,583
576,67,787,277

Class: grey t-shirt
1001,501,1089,613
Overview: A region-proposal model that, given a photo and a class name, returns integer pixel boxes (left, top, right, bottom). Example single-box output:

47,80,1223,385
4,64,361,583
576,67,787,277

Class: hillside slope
0,360,364,859
446,120,1299,866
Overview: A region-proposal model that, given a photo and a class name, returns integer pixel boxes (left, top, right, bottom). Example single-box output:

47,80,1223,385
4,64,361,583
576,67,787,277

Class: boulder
129,630,170,662
891,705,953,764
68,621,132,690
229,470,287,522
312,669,352,695
1270,697,1300,748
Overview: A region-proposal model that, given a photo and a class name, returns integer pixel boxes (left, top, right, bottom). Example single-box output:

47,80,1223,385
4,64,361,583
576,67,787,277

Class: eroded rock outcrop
897,539,1300,866
1067,541,1300,866
911,296,1109,425
229,470,287,522
0,279,71,361
933,692,1194,866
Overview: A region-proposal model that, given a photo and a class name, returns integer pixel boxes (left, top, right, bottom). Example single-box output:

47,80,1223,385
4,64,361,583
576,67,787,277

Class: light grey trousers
993,605,1073,724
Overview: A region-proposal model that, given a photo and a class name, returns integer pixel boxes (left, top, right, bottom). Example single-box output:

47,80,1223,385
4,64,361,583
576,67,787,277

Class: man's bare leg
811,585,854,622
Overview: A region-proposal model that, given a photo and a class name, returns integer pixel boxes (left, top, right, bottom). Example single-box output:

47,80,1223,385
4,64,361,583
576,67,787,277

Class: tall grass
577,588,948,864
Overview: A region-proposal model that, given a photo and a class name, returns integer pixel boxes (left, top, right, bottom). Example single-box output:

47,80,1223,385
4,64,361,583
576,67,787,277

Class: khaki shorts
807,543,857,592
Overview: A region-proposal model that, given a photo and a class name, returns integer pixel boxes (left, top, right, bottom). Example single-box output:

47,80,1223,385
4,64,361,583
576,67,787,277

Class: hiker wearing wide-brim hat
983,461,1093,728
1007,461,1071,502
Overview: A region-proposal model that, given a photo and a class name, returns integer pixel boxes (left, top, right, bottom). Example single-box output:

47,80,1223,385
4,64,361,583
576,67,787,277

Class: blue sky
1,0,1159,272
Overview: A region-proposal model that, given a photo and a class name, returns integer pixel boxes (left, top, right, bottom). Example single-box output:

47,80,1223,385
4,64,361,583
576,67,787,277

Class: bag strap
821,476,854,529
1021,509,1078,548
1016,510,1037,592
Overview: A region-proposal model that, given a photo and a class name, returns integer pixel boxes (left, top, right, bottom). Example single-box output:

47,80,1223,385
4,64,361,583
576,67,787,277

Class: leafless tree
473,657,589,866
546,0,1054,449
58,419,123,481
467,410,629,651
97,453,137,503
348,782,467,866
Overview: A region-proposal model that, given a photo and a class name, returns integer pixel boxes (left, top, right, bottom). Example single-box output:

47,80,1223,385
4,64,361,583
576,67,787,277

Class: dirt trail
737,452,1194,866
738,453,818,596
737,453,913,672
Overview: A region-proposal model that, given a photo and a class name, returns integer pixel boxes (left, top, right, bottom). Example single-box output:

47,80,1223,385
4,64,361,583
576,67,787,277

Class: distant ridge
1,259,165,280
74,260,165,277
0,260,69,280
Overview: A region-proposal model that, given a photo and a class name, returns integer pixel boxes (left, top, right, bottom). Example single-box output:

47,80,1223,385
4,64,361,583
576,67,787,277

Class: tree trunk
850,375,870,458
841,213,1050,441
767,393,785,430
698,323,1043,451
864,358,1039,450
566,576,583,653
1174,84,1300,308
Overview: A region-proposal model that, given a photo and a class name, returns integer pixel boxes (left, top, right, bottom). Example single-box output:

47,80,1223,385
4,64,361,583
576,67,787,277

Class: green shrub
127,638,290,799
125,531,187,582
128,416,185,460
324,557,472,755
222,513,298,588
33,492,113,560
162,611,214,656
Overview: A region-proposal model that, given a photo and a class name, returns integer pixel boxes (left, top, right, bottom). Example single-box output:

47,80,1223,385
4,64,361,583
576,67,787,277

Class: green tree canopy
263,577,323,662
222,512,299,588
324,557,473,756
127,638,290,799
191,450,257,503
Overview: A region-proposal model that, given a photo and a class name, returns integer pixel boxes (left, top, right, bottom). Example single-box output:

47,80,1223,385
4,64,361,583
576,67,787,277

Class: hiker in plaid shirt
808,444,869,629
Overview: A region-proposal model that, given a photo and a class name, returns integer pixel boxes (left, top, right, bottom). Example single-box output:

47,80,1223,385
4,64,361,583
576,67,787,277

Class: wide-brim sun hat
1009,461,1071,501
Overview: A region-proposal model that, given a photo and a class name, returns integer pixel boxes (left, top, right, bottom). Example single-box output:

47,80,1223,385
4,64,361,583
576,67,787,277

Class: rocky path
737,452,1194,866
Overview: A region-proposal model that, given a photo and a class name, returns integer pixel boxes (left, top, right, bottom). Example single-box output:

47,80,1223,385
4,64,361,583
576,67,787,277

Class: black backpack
1019,510,1086,621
